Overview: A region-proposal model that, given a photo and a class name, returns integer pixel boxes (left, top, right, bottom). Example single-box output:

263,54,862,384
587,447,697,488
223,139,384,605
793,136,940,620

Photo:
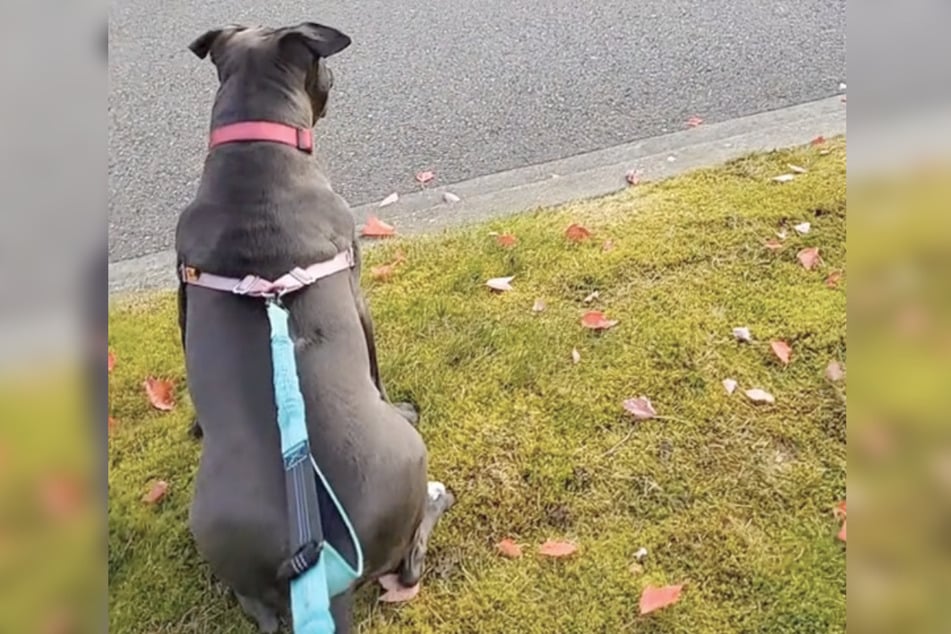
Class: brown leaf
565,223,592,242
142,480,169,504
623,397,657,420
825,360,845,382
415,170,435,184
144,377,175,411
764,239,784,252
811,135,826,146
378,573,421,603
686,116,704,128
361,215,396,238
371,263,397,282
770,340,792,366
107,349,116,373
797,247,822,270
833,500,847,520
496,538,523,558
826,270,843,288
496,233,518,248
538,539,578,558
639,584,684,615
581,310,618,331
625,169,642,185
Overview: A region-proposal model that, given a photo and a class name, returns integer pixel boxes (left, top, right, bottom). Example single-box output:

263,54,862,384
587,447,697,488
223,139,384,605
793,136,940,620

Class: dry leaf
538,539,578,558
834,500,847,519
686,116,704,128
496,233,518,248
581,311,618,331
496,538,522,559
565,223,592,242
797,247,822,270
825,360,845,382
811,135,827,146
732,327,752,343
378,573,421,603
108,416,117,433
142,480,169,504
371,263,397,282
107,349,116,373
625,169,642,185
794,222,811,235
443,191,461,203
623,397,657,420
378,192,399,208
602,240,615,252
571,348,581,364
361,215,396,238
772,174,796,183
415,170,435,184
764,239,784,251
532,298,546,313
629,562,644,575
486,276,515,292
776,229,788,240
788,164,808,174
583,290,600,303
837,518,847,543
634,547,648,561
639,584,684,616
722,378,738,395
826,270,843,288
744,388,775,404
770,340,792,366
144,377,175,411
819,149,832,156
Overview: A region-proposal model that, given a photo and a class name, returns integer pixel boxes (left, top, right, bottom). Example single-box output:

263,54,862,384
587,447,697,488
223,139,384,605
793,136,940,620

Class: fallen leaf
834,500,847,519
361,215,396,238
794,222,811,235
770,340,792,366
764,239,784,252
443,191,461,203
825,360,845,382
583,290,600,303
378,192,399,208
625,169,642,185
819,149,832,156
629,562,644,575
571,348,581,364
788,164,808,174
811,135,827,146
686,116,704,128
565,223,592,242
837,518,847,543
39,474,85,520
602,240,615,252
532,298,546,313
634,547,648,561
486,276,515,292
538,539,578,558
144,377,175,411
581,311,618,331
107,349,116,373
797,247,822,271
108,416,117,432
142,480,169,504
378,573,421,603
732,327,752,343
623,397,657,420
415,170,435,184
496,233,518,248
826,270,843,288
744,388,776,404
371,263,397,282
722,378,738,395
639,584,684,616
772,174,796,183
496,538,522,559
666,155,677,162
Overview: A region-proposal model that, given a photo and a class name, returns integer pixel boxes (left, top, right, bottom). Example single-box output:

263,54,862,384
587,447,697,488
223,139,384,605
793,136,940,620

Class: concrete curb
109,95,845,295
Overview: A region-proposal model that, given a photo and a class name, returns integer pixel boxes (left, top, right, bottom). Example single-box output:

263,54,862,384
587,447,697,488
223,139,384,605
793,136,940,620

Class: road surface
108,0,846,262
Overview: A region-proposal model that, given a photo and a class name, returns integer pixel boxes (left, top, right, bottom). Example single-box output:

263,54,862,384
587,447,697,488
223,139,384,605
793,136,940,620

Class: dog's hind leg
177,277,204,440
234,592,280,634
397,482,456,587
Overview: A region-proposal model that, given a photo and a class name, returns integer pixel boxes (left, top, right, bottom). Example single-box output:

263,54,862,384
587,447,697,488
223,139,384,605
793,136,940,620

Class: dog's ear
279,22,351,59
188,28,225,59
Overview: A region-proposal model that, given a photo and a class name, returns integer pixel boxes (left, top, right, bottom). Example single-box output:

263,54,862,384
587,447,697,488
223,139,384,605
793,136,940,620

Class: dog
175,22,454,632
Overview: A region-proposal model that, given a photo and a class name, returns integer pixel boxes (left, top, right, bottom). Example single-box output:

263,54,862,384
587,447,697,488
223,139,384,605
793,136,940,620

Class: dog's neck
209,69,314,131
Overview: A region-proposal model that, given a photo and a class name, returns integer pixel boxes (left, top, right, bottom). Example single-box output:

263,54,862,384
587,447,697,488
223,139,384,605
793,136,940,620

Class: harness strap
209,120,314,154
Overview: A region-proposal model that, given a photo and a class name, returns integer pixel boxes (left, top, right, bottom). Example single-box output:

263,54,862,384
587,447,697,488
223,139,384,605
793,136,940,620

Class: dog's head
188,22,351,123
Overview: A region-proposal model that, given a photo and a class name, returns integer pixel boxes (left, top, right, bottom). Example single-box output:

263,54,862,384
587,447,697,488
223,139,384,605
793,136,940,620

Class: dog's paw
427,481,455,513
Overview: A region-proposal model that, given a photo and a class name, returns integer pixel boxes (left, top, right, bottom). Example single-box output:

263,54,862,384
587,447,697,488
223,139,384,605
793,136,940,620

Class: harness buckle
296,128,314,153
276,539,324,581
232,275,263,295
288,267,315,286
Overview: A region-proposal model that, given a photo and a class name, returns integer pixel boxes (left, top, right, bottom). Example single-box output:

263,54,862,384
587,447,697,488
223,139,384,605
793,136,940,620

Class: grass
108,138,846,633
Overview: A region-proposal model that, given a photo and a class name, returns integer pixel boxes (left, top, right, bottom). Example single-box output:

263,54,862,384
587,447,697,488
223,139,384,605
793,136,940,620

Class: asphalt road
108,0,846,262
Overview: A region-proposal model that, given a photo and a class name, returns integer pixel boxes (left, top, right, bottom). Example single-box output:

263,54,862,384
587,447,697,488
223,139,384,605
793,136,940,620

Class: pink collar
209,120,314,154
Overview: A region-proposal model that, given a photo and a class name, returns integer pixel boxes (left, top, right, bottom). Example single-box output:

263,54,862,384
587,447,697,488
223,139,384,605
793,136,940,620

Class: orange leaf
107,349,116,373
361,215,396,238
834,500,847,519
639,584,684,616
764,239,784,252
378,573,421,603
144,377,175,411
797,247,822,271
565,223,591,243
496,233,518,248
496,538,523,558
581,310,618,331
415,170,435,184
142,480,169,504
770,340,792,365
811,135,826,146
826,270,842,288
538,539,578,558
371,263,396,282
837,518,847,543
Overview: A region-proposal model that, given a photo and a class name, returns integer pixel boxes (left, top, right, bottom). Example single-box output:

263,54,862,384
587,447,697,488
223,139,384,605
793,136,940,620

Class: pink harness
180,121,353,297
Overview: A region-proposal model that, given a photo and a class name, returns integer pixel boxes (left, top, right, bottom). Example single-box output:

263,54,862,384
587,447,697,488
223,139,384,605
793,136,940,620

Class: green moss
108,139,846,633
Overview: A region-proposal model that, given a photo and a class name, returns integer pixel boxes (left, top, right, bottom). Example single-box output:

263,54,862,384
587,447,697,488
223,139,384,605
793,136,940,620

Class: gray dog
175,22,454,633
